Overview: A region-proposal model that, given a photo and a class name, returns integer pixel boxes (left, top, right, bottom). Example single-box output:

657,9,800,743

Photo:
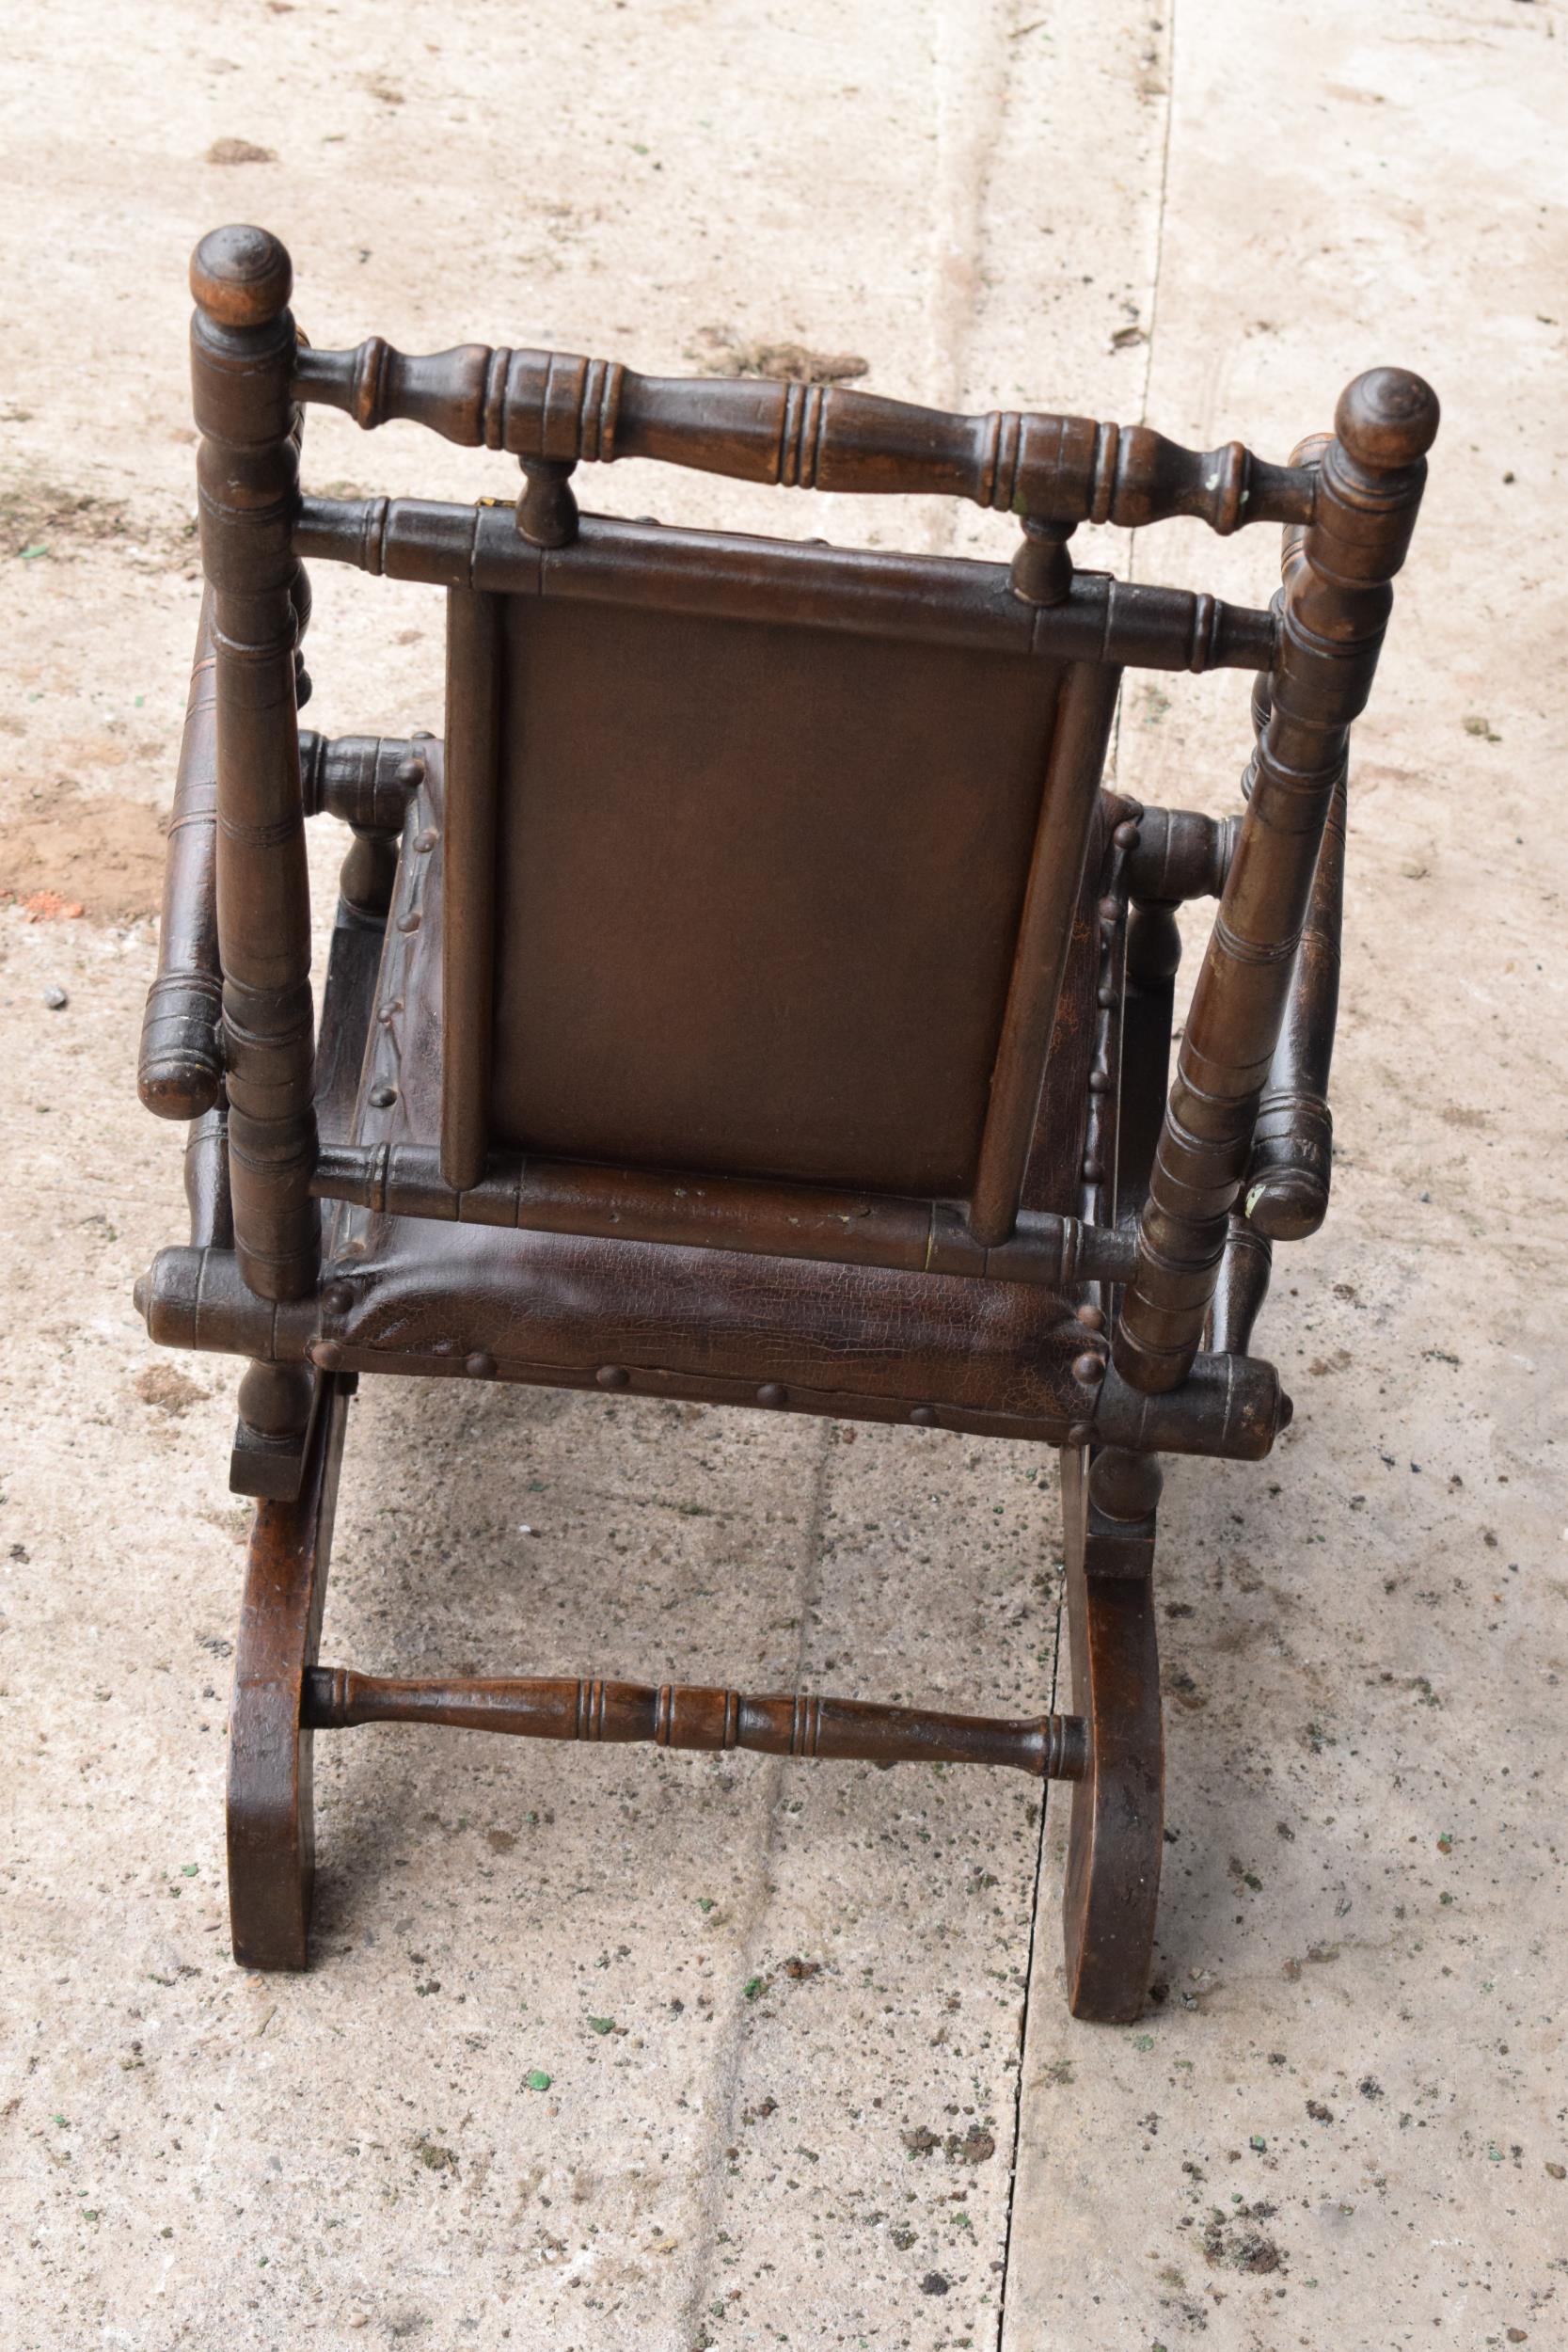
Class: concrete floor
2,3,1565,2346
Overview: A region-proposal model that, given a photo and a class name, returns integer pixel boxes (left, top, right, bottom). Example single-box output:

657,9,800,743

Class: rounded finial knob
1334,368,1440,471
190,225,293,327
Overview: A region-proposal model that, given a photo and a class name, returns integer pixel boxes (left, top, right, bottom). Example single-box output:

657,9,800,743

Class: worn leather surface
488,597,1069,1195
325,734,1108,1437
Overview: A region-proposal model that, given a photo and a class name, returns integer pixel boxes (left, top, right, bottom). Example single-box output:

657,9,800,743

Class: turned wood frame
136,227,1436,2019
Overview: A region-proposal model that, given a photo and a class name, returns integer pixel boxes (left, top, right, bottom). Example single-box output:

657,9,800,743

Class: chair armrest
1244,766,1345,1241
137,593,224,1120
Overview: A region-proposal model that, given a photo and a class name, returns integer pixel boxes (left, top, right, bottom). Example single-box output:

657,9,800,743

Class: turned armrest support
298,728,426,834
182,1106,233,1251
1124,805,1241,906
293,339,1317,535
1243,768,1346,1241
138,594,223,1120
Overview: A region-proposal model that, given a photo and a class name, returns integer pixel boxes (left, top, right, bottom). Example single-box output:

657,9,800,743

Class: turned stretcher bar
302,1665,1088,1779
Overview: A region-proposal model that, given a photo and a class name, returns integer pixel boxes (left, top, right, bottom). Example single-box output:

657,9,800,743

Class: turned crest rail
293,334,1318,537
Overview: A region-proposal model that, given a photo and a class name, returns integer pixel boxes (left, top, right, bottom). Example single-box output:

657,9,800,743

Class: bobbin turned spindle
1115,367,1438,1395
190,226,319,1307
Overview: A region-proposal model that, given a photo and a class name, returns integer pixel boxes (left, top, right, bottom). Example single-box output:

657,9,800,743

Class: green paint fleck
588,2017,614,2036
1134,2033,1155,2052
742,1976,766,2002
524,2069,553,2092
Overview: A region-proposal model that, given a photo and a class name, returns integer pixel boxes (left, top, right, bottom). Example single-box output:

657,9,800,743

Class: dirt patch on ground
683,325,869,383
133,1363,207,1415
1,481,135,560
4,795,168,924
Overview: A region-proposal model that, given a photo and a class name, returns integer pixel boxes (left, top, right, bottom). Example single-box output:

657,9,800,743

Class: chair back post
190,227,319,1301
1113,368,1439,1395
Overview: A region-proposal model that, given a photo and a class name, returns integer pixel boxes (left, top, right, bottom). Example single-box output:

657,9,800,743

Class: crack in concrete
674,1421,835,2344
922,0,1025,550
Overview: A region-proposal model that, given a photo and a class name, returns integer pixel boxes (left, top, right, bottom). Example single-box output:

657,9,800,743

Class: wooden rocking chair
135,226,1436,2021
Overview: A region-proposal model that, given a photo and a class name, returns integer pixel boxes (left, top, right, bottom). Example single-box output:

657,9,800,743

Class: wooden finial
190,225,293,328
1333,368,1440,472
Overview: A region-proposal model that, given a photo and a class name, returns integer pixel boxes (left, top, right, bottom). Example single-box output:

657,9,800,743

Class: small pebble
43,985,69,1010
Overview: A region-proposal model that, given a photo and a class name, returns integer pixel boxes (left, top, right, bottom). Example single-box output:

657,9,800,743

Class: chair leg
227,1376,349,1970
1059,1444,1164,2023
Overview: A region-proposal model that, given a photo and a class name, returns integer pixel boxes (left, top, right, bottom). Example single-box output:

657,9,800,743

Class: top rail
293,339,1317,537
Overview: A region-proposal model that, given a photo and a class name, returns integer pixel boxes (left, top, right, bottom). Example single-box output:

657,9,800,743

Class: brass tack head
1082,1155,1103,1183
1067,1420,1095,1447
1072,1351,1106,1387
396,756,428,791
323,1282,354,1316
756,1382,787,1407
1087,1070,1112,1095
1112,818,1141,851
467,1350,496,1378
1098,896,1120,923
368,1083,398,1109
910,1405,938,1426
413,828,439,854
310,1339,344,1371
595,1364,629,1390
395,911,421,933
377,998,404,1025
1075,1304,1106,1331
1097,985,1117,1009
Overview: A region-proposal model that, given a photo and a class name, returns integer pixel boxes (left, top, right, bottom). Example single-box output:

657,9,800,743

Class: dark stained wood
1060,1445,1164,2022
299,729,425,834
309,1140,1137,1288
135,229,1436,2012
227,1378,348,1969
293,334,1316,534
1244,766,1345,1240
190,226,319,1303
137,594,223,1121
135,1232,1287,1461
302,1666,1086,1779
485,597,1073,1197
970,661,1122,1245
1115,379,1438,1392
182,1106,232,1252
439,590,501,1191
294,497,1276,675
1211,1212,1274,1358
1123,803,1238,908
